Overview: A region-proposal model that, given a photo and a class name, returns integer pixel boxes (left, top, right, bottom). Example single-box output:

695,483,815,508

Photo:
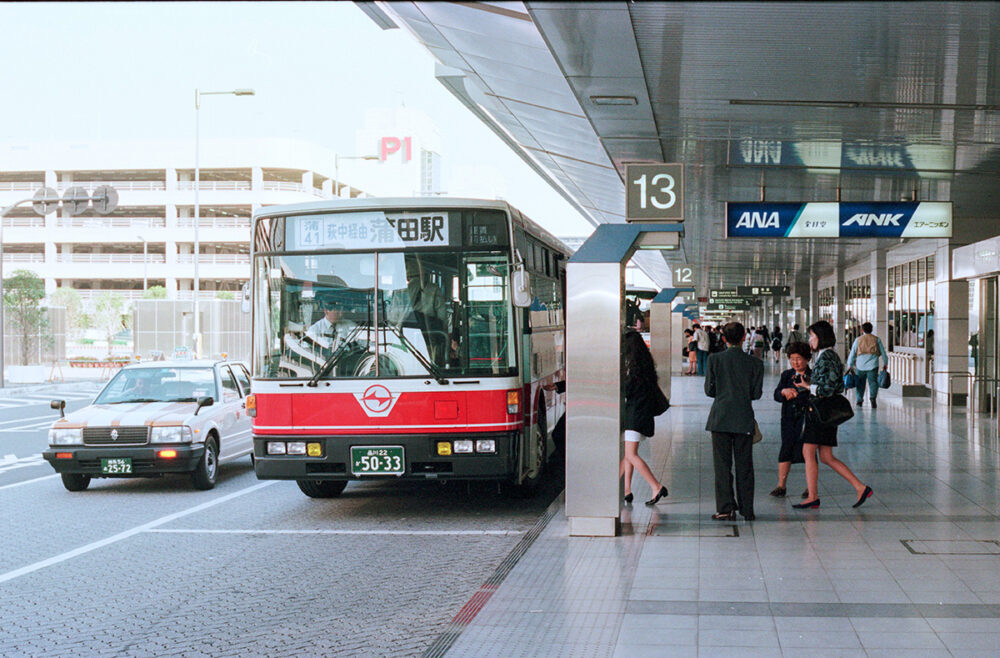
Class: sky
0,1,595,237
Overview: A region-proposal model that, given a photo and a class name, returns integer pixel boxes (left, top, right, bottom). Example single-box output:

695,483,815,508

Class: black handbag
807,394,855,427
878,370,891,389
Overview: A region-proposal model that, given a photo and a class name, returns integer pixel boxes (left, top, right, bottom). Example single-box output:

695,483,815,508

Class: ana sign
725,202,952,238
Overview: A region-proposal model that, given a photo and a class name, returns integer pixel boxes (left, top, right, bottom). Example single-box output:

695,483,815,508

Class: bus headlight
151,426,193,443
475,440,496,454
287,442,307,455
453,440,473,453
49,428,83,445
267,441,287,455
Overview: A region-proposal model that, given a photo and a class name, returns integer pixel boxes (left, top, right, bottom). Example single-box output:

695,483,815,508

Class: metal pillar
566,224,682,537
650,288,694,402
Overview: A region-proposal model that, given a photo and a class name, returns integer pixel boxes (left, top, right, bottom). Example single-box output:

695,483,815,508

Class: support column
871,249,888,346
833,269,846,359
809,278,819,325
933,243,969,405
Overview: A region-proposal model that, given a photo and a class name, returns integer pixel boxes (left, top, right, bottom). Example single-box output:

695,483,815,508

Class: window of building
889,255,935,349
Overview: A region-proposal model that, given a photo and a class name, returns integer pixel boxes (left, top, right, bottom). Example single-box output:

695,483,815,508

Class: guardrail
57,181,166,191
176,217,251,229
176,181,251,191
175,253,249,264
887,352,918,384
2,217,46,228
62,217,167,228
0,182,44,192
58,253,167,264
2,253,44,263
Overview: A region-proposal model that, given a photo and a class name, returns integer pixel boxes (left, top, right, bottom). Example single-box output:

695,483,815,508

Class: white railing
74,290,148,301
2,217,46,228
56,181,166,192
176,217,251,229
261,181,327,197
58,253,167,264
2,253,44,263
888,352,918,384
0,182,43,192
61,216,167,229
176,181,251,191
175,290,240,301
175,253,250,264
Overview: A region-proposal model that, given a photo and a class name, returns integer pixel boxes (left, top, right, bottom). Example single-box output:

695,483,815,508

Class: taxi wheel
296,479,348,498
61,473,91,492
191,437,219,490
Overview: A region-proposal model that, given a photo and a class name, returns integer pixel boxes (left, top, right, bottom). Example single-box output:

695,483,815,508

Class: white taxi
43,359,253,491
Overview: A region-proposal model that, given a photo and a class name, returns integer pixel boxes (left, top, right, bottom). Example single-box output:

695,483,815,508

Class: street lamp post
194,87,254,358
334,154,379,197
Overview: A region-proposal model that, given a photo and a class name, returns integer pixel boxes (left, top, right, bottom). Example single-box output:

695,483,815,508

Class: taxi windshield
95,368,218,404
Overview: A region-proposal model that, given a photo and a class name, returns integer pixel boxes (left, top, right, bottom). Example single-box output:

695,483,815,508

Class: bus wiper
306,324,366,387
383,321,449,385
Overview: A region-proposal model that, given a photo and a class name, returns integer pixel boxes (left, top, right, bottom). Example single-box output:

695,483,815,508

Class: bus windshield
254,236,517,380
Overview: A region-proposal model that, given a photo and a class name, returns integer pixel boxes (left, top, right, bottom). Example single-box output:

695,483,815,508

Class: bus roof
252,197,515,220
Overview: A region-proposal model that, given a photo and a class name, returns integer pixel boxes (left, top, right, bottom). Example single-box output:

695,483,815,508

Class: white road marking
146,528,523,536
0,454,44,474
0,421,53,433
0,473,59,491
0,414,61,426
0,480,277,584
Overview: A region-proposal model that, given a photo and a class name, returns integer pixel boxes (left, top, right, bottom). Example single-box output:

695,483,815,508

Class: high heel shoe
792,499,820,509
624,493,633,505
644,485,668,506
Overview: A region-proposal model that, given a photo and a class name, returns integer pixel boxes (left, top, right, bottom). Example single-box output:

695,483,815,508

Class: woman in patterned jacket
792,320,873,510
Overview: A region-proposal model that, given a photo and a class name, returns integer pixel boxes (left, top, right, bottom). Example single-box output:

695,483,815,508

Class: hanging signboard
737,285,791,296
625,163,684,222
725,202,952,238
706,302,750,311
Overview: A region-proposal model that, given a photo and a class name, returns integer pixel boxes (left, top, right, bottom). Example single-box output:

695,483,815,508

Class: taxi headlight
151,426,193,443
48,428,82,446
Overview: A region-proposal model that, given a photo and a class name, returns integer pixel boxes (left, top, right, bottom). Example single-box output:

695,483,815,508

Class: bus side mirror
512,268,531,308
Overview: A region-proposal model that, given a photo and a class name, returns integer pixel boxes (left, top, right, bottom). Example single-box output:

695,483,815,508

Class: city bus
248,198,569,497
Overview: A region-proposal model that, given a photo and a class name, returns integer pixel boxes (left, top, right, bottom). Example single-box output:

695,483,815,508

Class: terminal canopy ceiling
365,1,1000,294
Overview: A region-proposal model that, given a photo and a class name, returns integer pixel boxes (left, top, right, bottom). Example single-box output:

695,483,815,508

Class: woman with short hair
770,340,811,497
793,321,873,510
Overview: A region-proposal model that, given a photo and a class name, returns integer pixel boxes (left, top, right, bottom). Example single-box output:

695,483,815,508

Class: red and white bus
248,198,568,497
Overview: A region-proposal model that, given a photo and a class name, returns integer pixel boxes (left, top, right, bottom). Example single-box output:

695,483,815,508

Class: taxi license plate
351,446,404,476
101,457,132,475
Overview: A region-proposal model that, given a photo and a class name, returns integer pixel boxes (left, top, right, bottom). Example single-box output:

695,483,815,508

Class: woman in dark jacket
621,330,669,506
793,321,873,510
769,341,812,497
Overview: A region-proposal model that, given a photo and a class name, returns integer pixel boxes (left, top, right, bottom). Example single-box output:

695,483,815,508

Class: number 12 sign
625,163,684,222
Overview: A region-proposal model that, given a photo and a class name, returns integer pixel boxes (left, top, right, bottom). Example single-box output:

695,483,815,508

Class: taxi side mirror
195,396,214,415
50,400,66,418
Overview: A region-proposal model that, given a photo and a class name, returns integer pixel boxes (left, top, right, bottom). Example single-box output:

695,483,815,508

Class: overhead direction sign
737,285,790,296
707,302,751,311
625,163,683,222
726,201,952,238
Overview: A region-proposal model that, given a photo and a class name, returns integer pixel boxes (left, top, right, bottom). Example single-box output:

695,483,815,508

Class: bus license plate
101,457,132,475
351,446,404,476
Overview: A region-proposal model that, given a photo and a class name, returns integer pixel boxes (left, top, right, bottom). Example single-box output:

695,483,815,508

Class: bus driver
305,295,356,353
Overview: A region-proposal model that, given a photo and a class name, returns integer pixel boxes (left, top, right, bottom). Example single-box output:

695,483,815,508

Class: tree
93,292,127,356
47,287,89,337
215,290,235,300
3,269,47,365
143,285,167,299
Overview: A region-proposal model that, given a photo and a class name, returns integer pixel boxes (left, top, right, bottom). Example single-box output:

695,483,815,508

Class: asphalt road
0,382,563,657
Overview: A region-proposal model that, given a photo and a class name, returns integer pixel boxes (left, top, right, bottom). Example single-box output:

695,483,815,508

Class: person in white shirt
305,296,356,352
693,323,710,375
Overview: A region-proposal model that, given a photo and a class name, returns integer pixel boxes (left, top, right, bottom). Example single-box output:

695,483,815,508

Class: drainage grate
902,539,1000,555
647,520,740,538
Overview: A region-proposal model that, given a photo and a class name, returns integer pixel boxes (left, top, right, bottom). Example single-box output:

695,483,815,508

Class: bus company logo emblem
355,384,399,417
110,429,119,441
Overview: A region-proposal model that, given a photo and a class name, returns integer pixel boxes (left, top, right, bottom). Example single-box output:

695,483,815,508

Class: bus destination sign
293,212,452,250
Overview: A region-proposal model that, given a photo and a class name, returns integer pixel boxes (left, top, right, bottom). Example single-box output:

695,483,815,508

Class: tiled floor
446,365,1000,657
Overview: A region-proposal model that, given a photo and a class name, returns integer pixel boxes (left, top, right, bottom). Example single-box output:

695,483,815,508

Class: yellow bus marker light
437,442,452,456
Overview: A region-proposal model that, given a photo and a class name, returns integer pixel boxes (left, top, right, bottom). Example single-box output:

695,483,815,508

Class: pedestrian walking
769,341,811,497
684,328,697,375
751,327,766,359
770,326,783,363
705,322,764,521
793,321,873,510
846,322,889,409
785,323,806,347
694,323,710,375
620,329,670,506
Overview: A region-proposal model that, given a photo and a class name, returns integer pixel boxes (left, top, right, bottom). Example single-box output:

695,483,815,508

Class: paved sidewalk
443,366,1000,657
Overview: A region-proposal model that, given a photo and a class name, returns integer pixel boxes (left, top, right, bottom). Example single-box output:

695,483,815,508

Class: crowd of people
622,318,880,521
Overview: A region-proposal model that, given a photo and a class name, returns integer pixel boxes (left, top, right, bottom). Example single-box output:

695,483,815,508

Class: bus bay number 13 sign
625,163,684,222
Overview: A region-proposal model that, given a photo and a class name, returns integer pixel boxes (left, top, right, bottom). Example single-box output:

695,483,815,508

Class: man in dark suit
705,321,764,520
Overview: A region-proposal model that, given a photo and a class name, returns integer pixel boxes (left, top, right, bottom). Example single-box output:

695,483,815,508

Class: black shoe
852,485,873,508
645,486,668,506
870,399,877,409
769,486,787,498
624,493,633,505
792,499,820,509
856,400,863,407
742,512,756,521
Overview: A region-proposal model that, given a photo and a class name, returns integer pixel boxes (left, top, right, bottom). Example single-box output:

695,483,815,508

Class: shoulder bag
807,394,855,427
752,419,763,444
843,370,857,390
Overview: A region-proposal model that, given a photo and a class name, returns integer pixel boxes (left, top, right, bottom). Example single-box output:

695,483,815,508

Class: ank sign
725,202,952,238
